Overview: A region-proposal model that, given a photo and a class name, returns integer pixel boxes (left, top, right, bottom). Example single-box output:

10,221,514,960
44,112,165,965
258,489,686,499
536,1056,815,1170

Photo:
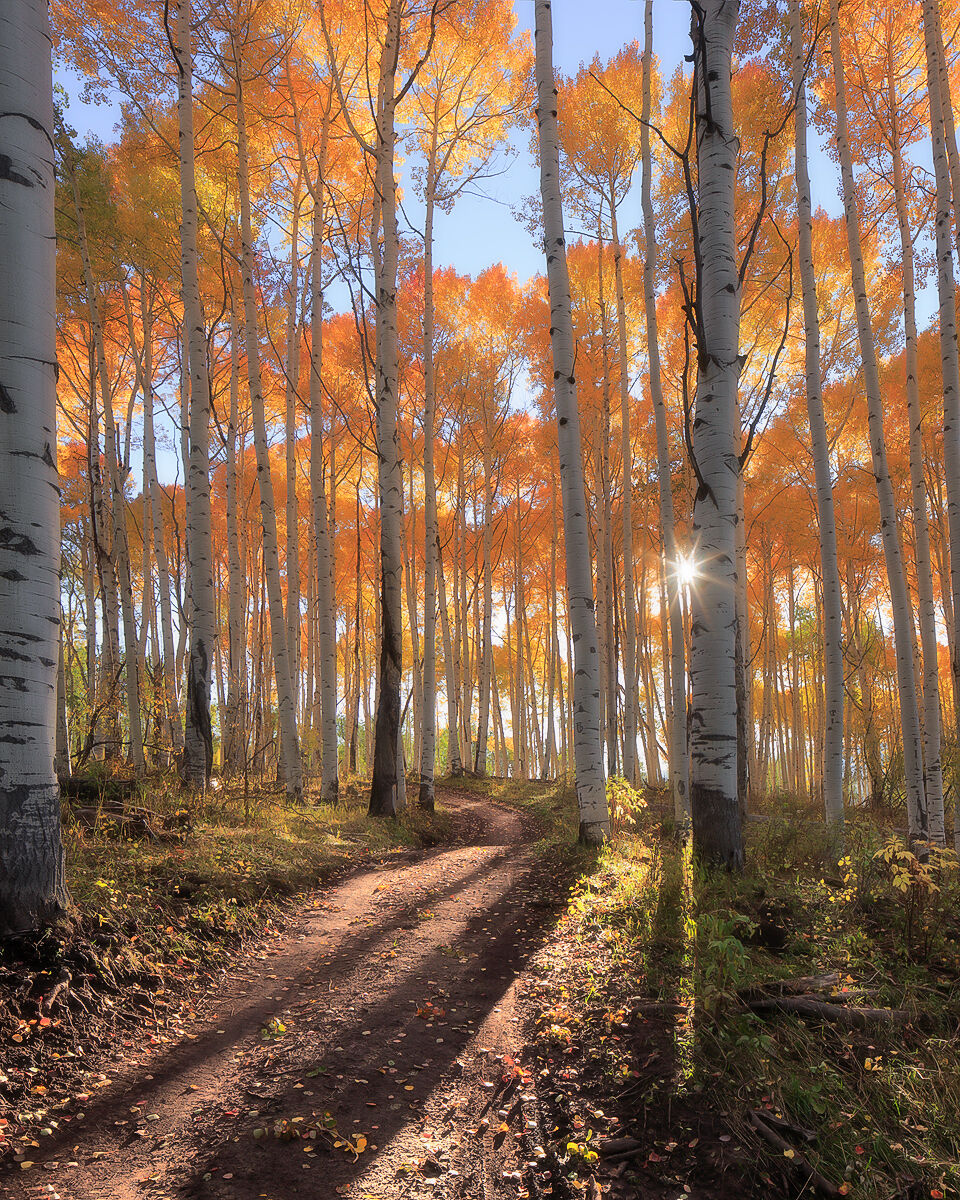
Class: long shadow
177,844,590,1197
0,810,589,1198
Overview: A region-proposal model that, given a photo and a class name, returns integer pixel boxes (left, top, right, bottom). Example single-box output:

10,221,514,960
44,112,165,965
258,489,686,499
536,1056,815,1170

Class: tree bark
236,74,303,800
829,0,927,842
791,0,844,825
175,0,215,788
918,0,954,843
642,0,688,820
534,0,610,844
687,0,745,868
369,0,405,818
419,161,439,808
0,0,70,934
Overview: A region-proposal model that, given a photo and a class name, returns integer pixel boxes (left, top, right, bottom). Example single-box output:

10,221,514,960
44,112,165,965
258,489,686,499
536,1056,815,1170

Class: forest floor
1,782,959,1200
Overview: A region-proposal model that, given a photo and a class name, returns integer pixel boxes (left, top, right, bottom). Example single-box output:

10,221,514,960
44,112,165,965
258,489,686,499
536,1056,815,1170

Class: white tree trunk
436,538,461,775
175,0,215,788
792,0,844,826
237,78,302,799
829,0,927,841
0,0,69,933
67,153,144,773
932,2,960,743
642,0,688,821
918,0,955,844
687,0,744,867
610,198,638,786
284,183,302,716
419,174,438,808
310,205,340,805
223,296,247,775
369,0,405,818
474,400,494,776
534,0,610,844
140,288,183,758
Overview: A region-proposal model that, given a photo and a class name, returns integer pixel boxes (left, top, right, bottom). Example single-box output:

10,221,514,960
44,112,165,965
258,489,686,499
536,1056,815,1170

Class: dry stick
750,1109,815,1143
597,1136,645,1157
747,1111,842,1198
736,971,840,1000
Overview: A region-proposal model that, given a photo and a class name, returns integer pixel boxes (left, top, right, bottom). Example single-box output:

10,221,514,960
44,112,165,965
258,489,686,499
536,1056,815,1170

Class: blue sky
56,1,846,291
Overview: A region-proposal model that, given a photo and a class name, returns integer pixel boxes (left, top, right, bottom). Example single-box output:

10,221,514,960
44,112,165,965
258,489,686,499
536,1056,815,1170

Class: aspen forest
5,0,960,1196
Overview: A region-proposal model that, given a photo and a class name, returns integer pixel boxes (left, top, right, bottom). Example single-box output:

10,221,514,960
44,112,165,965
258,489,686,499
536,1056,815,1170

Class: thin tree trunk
791,0,844,825
474,399,494,776
236,74,302,799
175,0,215,788
642,0,688,820
369,0,405,818
534,0,610,844
437,536,460,775
419,162,439,809
67,152,144,773
918,0,954,843
829,0,927,842
310,202,339,804
284,179,302,717
223,295,247,775
140,288,183,760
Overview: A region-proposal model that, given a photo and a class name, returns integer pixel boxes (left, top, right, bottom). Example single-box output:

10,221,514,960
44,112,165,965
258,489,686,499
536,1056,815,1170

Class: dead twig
747,1110,842,1197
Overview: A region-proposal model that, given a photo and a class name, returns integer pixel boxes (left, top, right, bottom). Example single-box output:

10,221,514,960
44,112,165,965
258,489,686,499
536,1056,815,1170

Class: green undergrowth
525,782,960,1199
63,772,452,939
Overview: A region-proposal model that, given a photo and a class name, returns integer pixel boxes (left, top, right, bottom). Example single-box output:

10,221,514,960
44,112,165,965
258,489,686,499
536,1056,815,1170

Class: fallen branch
747,1111,841,1197
750,1109,814,1143
626,999,686,1017
747,996,910,1028
597,1136,645,1157
738,972,840,1001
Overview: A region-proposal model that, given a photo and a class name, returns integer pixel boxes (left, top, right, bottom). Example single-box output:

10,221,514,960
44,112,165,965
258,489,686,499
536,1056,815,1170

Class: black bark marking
0,154,33,188
0,382,15,413
0,647,31,662
0,569,26,582
0,529,40,555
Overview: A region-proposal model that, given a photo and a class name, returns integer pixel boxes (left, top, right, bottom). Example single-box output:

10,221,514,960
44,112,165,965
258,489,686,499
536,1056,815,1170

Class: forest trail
2,789,574,1200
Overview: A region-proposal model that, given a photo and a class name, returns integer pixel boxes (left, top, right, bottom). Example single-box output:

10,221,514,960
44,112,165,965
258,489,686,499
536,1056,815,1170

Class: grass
515,780,960,1199
61,771,452,953
0,770,453,1165
446,772,579,845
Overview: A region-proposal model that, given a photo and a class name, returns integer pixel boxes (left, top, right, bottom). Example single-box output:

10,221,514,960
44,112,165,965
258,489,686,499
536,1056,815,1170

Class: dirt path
2,789,573,1200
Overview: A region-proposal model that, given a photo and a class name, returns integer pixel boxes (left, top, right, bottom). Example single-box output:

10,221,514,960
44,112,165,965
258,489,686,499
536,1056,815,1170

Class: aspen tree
175,0,215,788
137,286,183,759
236,70,303,799
534,0,610,844
0,0,70,933
687,0,744,868
790,0,844,825
641,0,688,821
919,0,955,844
223,295,247,775
828,0,927,842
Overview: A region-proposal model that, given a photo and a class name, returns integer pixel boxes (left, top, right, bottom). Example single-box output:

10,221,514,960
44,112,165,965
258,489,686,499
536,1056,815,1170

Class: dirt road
2,789,573,1200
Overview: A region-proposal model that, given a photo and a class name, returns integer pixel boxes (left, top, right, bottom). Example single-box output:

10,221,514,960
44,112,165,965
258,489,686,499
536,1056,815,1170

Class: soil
0,789,587,1200
0,788,768,1200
